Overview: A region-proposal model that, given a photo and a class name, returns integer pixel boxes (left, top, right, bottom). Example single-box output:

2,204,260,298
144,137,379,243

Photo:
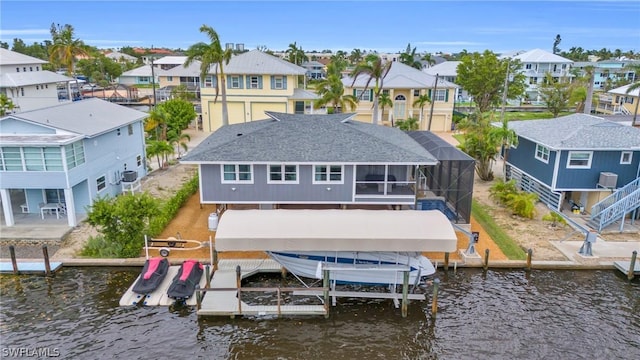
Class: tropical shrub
489,179,539,218
542,211,568,227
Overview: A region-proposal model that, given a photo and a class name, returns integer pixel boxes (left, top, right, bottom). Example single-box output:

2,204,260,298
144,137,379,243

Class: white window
525,64,532,70
204,75,216,88
97,175,106,191
567,151,592,169
620,151,632,165
313,165,343,184
65,142,85,169
268,164,298,183
221,164,253,183
433,89,447,101
230,76,242,89
167,76,173,81
535,144,550,163
413,89,420,97
137,155,142,166
355,89,372,101
273,76,284,89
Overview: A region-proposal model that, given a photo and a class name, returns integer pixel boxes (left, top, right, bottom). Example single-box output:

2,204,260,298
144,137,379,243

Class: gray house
182,112,474,222
504,114,640,231
0,98,148,227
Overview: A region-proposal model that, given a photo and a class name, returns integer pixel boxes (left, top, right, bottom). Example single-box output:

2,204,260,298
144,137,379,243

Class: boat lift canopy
214,209,457,252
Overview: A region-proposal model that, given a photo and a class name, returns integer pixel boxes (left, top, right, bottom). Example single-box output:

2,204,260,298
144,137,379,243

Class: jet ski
132,257,170,295
167,259,203,301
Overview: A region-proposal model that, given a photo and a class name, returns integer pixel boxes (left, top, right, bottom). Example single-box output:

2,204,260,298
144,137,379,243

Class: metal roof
210,50,307,75
154,56,188,65
609,84,639,97
510,48,573,63
506,113,640,150
343,61,458,89
7,98,148,137
161,61,201,77
215,209,458,252
181,112,437,164
0,71,72,87
289,88,320,100
0,48,47,66
424,61,461,77
120,65,160,77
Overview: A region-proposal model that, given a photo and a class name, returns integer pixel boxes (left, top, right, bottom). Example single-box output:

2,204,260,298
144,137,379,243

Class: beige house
342,62,458,132
200,50,318,132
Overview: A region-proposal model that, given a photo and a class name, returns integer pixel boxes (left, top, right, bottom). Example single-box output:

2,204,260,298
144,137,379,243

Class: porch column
0,189,15,226
64,188,77,227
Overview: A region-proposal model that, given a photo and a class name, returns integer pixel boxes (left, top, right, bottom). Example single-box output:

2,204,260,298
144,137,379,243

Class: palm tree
624,64,640,126
184,25,233,127
146,140,174,169
314,75,358,113
167,130,191,159
0,94,15,116
350,54,392,125
145,107,169,141
413,93,431,125
399,43,422,69
48,23,89,99
422,53,436,68
378,93,393,125
286,42,307,66
396,117,419,131
349,49,363,65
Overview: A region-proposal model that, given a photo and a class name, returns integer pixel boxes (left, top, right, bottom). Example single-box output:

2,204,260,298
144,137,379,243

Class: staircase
589,178,640,232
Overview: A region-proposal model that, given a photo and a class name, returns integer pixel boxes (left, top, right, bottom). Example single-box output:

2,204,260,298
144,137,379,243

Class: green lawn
500,111,573,121
471,199,527,260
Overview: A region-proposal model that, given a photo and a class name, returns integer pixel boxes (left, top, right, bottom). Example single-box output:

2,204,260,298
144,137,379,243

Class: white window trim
273,76,284,89
249,75,260,89
355,89,371,102
620,151,632,165
230,76,242,89
220,164,254,184
97,174,107,192
312,164,344,184
433,89,447,101
566,151,593,169
267,164,299,184
535,144,550,164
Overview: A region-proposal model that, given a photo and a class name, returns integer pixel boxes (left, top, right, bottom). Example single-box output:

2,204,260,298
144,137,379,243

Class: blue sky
1,0,639,54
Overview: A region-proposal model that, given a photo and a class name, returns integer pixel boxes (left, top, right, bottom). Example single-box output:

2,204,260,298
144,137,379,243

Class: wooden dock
614,260,640,277
0,261,62,274
197,259,327,317
119,265,209,307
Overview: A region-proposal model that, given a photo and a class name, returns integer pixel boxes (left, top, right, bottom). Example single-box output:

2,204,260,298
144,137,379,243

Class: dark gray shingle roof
507,114,640,150
182,112,437,163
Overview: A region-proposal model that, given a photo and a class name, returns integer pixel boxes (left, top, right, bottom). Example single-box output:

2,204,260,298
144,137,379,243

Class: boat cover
167,259,204,300
132,257,169,294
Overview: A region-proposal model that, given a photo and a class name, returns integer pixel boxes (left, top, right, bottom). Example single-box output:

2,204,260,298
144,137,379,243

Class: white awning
214,209,457,252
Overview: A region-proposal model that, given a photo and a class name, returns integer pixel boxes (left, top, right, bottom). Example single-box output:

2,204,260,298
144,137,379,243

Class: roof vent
237,133,243,137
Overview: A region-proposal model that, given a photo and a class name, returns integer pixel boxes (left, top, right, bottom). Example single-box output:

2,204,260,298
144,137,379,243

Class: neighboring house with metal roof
601,83,639,119
118,65,162,85
200,50,318,132
157,60,201,100
503,48,573,103
105,51,138,64
301,60,326,79
0,98,148,228
503,114,640,229
0,48,73,112
181,111,461,210
153,56,188,70
342,61,459,132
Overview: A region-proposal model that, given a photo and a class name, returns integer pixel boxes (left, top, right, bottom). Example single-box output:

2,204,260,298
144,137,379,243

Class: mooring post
281,266,288,279
629,251,637,281
402,271,409,318
431,278,440,317
195,285,201,311
526,248,533,271
483,249,490,271
9,245,18,274
444,253,449,271
42,245,51,276
323,268,330,318
236,265,242,314
213,249,218,271
205,266,211,288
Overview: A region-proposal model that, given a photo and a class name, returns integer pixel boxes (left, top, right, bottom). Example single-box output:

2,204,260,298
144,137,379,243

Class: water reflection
0,268,638,359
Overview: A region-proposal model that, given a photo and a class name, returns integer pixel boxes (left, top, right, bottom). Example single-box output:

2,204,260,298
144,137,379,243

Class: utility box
208,212,218,231
598,172,617,189
586,231,598,243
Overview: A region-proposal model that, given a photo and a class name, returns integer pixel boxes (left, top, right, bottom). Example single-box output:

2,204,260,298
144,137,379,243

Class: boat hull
267,251,435,285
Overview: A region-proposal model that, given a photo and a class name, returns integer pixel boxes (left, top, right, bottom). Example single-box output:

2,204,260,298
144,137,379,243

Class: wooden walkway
0,261,62,274
197,259,327,317
614,260,640,278
119,265,209,307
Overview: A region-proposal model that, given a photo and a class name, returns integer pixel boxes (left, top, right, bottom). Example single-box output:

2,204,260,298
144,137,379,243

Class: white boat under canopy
214,209,458,253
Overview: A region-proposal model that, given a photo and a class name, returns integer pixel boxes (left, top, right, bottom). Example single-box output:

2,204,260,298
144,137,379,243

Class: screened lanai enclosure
408,131,475,224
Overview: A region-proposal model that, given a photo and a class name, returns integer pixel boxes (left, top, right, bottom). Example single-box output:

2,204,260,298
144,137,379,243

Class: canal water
1,268,638,359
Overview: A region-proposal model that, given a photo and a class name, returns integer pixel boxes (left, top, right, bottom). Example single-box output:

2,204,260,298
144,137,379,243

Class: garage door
207,101,246,131
251,102,287,121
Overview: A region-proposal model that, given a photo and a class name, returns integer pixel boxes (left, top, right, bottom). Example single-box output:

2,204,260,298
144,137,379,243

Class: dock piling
483,249,490,271
42,245,51,276
444,253,449,271
236,265,242,314
526,249,533,271
629,251,637,281
402,271,409,318
9,245,18,274
205,266,211,288
195,285,202,310
323,269,330,318
431,278,440,317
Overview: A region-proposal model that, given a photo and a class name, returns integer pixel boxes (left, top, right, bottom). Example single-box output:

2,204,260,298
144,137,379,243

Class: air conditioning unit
122,170,138,183
598,172,617,188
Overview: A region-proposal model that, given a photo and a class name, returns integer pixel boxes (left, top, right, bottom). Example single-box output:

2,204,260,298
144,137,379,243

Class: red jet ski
132,257,170,294
167,259,204,301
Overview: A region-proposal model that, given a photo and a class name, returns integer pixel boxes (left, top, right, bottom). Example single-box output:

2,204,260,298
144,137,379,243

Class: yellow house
200,50,317,132
342,62,459,132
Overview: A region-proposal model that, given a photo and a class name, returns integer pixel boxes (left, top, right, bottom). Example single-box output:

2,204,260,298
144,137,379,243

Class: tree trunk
584,71,595,114
372,96,379,125
220,65,229,127
633,98,639,127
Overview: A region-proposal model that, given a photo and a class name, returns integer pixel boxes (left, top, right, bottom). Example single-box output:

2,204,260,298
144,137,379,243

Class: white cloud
0,29,50,36
415,41,486,46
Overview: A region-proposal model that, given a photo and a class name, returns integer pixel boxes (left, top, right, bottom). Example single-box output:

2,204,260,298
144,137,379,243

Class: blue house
181,112,475,223
0,98,148,227
504,114,640,231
